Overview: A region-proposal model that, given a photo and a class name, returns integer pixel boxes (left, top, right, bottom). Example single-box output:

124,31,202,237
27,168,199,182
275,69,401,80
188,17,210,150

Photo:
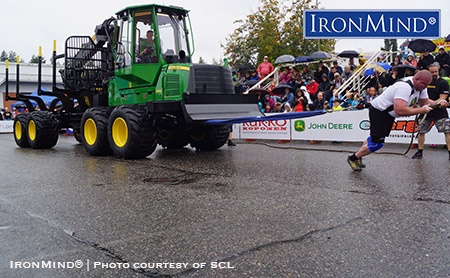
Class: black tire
27,111,59,149
80,107,112,156
13,114,30,148
74,129,82,143
189,124,230,151
108,106,157,159
157,129,189,149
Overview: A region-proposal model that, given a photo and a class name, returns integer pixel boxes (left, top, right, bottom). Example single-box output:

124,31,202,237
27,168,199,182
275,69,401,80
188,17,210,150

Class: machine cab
114,5,192,73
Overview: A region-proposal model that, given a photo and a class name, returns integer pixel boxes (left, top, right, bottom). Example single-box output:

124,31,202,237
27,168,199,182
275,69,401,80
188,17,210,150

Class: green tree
8,51,18,62
0,50,8,61
198,57,205,64
29,55,46,64
222,0,335,67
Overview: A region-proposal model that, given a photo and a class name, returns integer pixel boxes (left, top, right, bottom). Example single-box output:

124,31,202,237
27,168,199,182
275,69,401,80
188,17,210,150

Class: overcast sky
1,0,449,63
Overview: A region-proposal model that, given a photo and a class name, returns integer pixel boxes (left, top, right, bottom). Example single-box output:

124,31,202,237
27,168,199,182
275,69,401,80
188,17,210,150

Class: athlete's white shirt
370,77,428,118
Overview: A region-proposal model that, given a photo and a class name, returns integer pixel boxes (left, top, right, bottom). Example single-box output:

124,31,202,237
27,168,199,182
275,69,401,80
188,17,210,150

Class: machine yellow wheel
26,111,59,149
28,120,37,141
80,107,112,156
112,117,128,148
84,118,98,146
14,121,23,140
108,105,157,159
13,114,30,148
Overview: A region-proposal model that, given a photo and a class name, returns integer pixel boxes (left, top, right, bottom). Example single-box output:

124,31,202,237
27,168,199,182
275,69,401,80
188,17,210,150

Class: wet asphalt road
0,133,449,278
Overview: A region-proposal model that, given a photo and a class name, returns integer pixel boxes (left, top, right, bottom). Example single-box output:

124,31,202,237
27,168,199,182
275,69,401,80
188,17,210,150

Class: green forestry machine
7,4,261,159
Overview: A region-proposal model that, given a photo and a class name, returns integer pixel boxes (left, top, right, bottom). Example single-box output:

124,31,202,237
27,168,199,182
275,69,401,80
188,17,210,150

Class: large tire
157,129,189,149
13,114,30,148
27,111,59,149
108,106,157,159
80,107,112,156
189,125,230,151
73,129,82,143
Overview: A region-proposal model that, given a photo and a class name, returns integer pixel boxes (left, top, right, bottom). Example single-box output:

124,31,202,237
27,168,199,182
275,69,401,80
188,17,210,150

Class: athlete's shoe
412,151,423,159
347,156,362,171
356,158,366,168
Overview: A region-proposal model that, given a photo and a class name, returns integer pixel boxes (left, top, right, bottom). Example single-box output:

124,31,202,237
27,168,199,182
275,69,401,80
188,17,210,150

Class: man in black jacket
435,46,450,76
417,49,435,70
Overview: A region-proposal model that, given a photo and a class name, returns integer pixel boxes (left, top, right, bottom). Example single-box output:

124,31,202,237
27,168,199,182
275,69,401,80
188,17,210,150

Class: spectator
283,102,292,113
342,90,364,110
318,73,332,101
264,94,274,112
386,68,400,86
0,109,4,120
312,91,327,110
300,85,312,106
417,49,435,70
435,46,450,76
404,53,418,68
355,57,367,72
331,73,342,91
341,66,353,83
250,70,259,81
300,64,313,79
290,67,301,84
292,76,306,92
274,87,295,107
329,88,342,105
366,70,387,94
333,60,343,74
314,60,329,83
292,88,309,112
390,55,402,67
273,102,284,113
306,76,319,101
332,98,343,111
364,86,378,105
328,66,338,82
257,56,274,80
278,67,291,84
3,107,13,120
234,72,246,94
348,57,357,71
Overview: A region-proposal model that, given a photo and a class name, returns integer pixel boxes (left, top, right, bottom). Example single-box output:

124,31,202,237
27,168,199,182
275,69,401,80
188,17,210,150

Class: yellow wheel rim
112,117,128,148
28,120,36,141
14,121,23,140
84,118,97,146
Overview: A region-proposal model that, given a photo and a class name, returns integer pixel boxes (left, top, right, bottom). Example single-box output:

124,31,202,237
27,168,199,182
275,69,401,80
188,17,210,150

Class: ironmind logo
303,10,440,38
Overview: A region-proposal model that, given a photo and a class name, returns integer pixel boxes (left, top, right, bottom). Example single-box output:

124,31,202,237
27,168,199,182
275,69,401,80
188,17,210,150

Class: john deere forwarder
7,4,261,159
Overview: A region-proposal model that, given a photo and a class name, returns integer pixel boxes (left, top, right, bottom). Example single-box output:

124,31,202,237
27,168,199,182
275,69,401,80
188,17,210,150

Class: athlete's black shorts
369,106,395,143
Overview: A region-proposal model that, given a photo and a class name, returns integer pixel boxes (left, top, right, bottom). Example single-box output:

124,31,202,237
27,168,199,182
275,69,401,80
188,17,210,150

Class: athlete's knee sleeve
367,136,384,152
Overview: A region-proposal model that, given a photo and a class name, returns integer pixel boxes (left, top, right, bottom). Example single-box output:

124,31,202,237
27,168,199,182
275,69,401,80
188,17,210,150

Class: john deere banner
303,10,441,38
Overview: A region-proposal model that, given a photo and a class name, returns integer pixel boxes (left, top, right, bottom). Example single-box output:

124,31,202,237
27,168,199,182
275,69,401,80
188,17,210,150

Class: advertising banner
0,121,14,133
290,109,448,144
240,115,291,140
303,10,441,39
291,110,367,142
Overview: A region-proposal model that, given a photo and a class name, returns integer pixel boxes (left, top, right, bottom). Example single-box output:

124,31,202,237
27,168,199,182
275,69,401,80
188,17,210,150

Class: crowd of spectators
234,47,450,114
0,107,15,120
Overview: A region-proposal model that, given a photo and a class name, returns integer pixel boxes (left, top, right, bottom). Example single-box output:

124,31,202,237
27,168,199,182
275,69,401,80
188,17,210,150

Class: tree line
1,50,46,64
